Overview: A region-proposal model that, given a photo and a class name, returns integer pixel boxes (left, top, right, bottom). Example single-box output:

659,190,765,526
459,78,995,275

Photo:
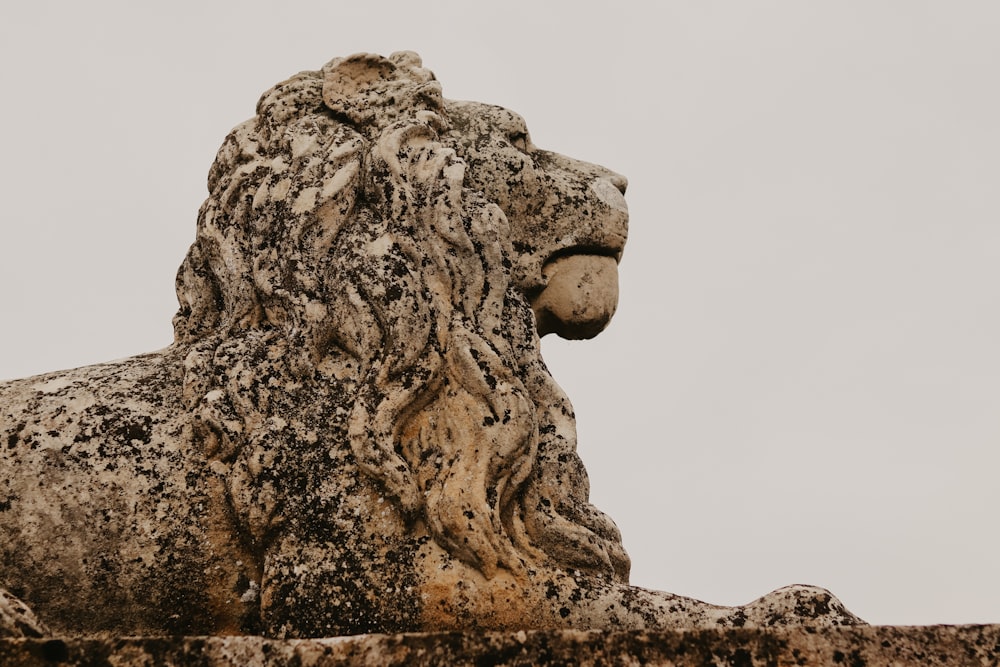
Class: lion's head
172,51,630,583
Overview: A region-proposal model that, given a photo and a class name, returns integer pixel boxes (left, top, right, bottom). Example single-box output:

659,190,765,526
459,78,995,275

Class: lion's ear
322,52,443,128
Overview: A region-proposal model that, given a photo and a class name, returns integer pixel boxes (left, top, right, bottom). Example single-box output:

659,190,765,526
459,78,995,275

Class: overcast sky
2,1,998,626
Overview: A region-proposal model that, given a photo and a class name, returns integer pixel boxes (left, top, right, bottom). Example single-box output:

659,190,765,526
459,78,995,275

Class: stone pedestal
3,626,998,666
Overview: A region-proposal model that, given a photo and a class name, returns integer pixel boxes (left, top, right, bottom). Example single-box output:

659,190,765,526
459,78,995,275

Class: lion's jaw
530,254,619,339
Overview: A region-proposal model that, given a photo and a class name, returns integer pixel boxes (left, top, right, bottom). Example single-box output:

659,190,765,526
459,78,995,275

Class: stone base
2,626,999,666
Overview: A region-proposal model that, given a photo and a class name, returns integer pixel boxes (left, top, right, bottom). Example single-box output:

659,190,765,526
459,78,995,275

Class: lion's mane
172,52,629,582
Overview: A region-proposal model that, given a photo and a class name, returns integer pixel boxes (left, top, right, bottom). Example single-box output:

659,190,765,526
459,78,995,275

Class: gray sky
2,1,998,626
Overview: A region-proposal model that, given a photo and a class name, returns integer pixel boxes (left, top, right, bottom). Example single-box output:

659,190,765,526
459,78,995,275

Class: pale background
1,1,997,626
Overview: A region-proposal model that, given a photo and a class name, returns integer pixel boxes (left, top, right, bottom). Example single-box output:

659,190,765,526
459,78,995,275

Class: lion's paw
0,589,49,638
731,584,865,628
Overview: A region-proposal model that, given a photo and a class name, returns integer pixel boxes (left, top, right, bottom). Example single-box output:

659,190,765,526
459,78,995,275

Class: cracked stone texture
0,51,861,639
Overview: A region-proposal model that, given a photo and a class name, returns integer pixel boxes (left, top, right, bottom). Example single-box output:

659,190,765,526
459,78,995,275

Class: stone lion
0,52,860,638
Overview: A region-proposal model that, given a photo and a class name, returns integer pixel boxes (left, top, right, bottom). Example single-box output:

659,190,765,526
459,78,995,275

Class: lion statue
0,51,861,638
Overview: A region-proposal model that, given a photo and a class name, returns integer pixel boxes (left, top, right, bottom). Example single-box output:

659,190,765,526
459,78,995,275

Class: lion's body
0,351,256,634
0,348,635,637
0,52,861,638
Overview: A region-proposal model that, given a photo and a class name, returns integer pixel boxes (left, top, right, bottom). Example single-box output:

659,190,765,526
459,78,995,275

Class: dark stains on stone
115,417,153,446
6,625,997,666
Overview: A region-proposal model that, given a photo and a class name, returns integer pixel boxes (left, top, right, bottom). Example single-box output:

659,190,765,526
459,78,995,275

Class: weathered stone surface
3,626,999,666
0,51,860,638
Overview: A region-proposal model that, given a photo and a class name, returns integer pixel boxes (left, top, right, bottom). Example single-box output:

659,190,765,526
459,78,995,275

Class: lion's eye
508,131,529,153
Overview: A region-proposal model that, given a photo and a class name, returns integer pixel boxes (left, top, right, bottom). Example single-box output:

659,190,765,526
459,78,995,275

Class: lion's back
0,349,259,635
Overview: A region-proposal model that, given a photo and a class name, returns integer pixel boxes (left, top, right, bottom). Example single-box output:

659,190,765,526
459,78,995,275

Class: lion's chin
530,254,619,340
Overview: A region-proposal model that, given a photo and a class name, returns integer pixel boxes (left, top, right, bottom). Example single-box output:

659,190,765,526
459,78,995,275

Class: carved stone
5,626,1000,667
0,51,859,638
